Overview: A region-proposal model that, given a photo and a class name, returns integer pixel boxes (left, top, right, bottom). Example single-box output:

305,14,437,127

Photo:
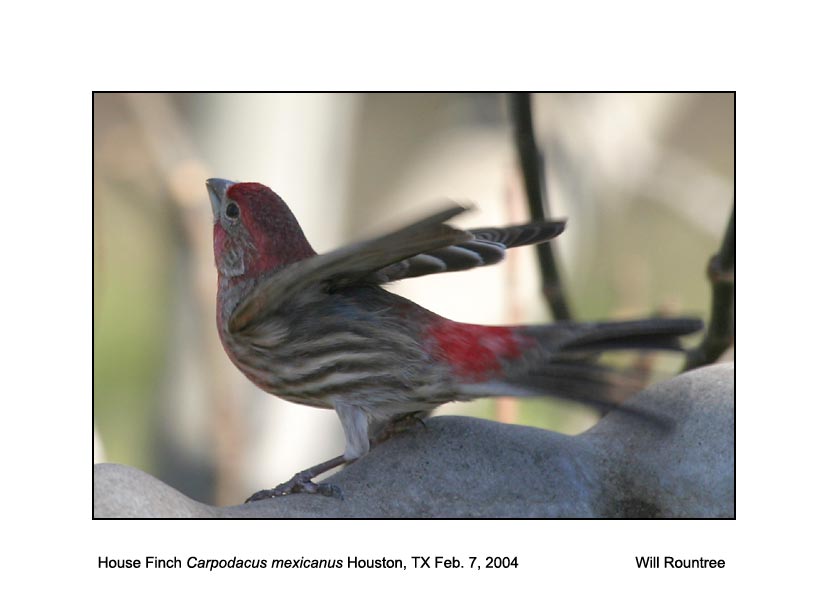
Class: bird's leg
245,455,347,503
244,412,429,503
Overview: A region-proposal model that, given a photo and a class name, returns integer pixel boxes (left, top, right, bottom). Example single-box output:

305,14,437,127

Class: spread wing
368,220,566,283
229,204,473,332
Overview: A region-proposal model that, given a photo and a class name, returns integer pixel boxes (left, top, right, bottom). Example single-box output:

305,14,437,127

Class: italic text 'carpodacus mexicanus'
206,178,701,501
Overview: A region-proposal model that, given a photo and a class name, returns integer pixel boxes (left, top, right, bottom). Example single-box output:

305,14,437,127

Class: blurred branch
684,200,735,370
509,93,572,320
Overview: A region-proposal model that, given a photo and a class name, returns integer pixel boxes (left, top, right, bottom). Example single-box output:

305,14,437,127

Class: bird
205,178,702,502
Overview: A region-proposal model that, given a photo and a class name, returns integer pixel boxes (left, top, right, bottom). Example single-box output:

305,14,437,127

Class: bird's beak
206,178,237,221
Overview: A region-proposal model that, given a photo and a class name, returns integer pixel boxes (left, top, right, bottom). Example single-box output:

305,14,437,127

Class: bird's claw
245,474,343,503
372,413,428,447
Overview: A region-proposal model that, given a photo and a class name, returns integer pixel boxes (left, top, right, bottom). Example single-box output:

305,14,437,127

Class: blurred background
93,92,734,505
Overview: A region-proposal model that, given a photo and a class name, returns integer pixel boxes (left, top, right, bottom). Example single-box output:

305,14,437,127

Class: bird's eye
225,201,240,220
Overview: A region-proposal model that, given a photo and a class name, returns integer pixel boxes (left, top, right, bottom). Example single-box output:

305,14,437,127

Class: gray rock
94,363,734,518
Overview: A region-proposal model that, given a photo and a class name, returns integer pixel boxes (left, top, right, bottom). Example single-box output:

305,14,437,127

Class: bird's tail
463,317,703,427
521,317,703,354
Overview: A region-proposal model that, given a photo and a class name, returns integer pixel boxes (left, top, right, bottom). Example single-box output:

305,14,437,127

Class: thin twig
684,201,735,370
509,93,572,320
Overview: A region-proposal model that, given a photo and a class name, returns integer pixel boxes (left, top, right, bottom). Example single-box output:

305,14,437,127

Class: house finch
206,178,702,502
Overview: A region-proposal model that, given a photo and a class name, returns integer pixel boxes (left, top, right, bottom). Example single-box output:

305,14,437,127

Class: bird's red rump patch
426,320,527,381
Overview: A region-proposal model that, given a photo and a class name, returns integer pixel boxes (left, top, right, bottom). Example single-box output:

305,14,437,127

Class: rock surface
94,363,734,518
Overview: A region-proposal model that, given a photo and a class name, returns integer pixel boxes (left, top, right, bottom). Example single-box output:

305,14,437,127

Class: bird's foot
244,455,347,503
245,476,342,502
372,412,428,446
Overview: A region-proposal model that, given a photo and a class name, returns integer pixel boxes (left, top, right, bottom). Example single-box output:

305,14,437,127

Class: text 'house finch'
206,178,702,501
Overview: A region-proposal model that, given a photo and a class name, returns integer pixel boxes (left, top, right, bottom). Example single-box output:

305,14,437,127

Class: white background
3,0,820,609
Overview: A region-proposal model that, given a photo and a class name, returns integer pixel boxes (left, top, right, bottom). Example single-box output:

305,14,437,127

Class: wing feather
229,204,472,332
372,219,566,283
